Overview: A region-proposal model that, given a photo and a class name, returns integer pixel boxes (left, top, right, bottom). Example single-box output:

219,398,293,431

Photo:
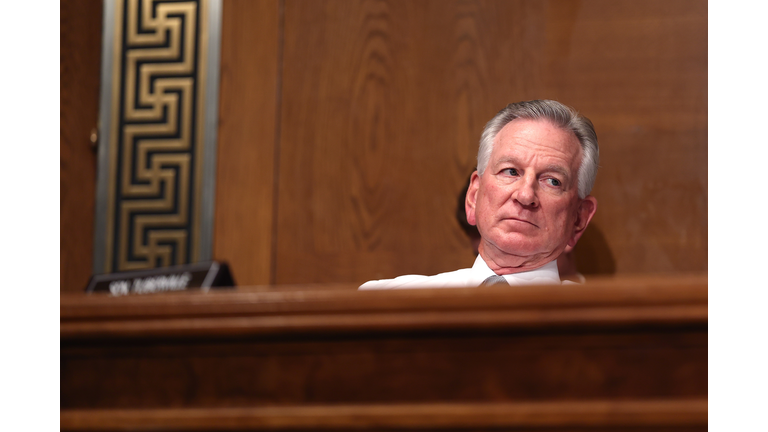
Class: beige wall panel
60,0,102,292
275,0,554,284
214,0,281,285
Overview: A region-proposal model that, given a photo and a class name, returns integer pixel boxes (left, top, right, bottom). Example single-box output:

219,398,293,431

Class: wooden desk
61,274,707,431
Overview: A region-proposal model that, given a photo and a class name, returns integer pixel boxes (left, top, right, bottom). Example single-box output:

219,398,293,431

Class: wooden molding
61,399,707,430
61,274,706,339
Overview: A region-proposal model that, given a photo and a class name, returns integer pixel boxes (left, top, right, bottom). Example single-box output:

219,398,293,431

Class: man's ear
465,171,480,226
564,195,598,253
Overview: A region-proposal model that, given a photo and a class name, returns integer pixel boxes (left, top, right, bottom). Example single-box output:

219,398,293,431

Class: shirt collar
471,254,562,286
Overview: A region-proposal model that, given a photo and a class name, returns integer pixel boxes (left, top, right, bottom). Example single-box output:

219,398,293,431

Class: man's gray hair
477,100,599,199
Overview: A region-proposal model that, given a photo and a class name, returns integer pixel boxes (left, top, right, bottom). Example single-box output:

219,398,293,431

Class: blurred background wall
61,0,707,292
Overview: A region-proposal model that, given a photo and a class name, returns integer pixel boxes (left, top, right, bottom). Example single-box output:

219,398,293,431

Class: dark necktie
480,275,509,286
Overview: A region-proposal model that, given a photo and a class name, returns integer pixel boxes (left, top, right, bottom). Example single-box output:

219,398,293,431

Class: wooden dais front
61,274,707,431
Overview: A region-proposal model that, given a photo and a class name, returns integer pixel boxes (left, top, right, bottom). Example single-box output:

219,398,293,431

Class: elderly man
360,100,598,289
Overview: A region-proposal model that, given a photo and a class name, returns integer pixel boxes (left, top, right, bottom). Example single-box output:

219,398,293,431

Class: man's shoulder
358,268,475,290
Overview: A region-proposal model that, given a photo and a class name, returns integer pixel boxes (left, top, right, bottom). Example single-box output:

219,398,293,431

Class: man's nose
513,174,538,207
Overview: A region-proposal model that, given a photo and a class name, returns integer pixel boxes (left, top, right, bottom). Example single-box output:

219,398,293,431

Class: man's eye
545,178,561,187
503,168,519,176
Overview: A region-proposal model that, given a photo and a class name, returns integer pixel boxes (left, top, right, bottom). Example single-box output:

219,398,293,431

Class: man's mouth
504,217,538,228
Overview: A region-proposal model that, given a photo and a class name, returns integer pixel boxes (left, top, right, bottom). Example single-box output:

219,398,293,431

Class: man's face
466,118,597,270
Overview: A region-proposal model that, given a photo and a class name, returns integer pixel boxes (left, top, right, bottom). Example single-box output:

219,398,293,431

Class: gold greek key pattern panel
104,0,212,272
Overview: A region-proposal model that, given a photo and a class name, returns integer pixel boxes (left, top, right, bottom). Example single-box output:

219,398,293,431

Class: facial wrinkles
494,142,577,187
482,176,536,228
480,172,576,265
487,178,561,239
474,119,583,271
488,151,576,223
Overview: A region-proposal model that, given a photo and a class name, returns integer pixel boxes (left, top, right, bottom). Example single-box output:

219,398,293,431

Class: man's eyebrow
496,158,572,178
494,156,519,166
493,158,573,182
544,164,572,182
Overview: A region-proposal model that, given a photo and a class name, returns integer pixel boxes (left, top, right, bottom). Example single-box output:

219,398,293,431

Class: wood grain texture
60,273,707,338
537,0,708,274
60,0,707,288
272,0,706,284
61,276,707,411
275,0,553,284
213,0,281,285
60,0,102,292
61,331,707,408
61,399,708,431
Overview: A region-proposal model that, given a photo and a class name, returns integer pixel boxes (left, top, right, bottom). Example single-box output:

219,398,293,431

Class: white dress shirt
358,255,562,290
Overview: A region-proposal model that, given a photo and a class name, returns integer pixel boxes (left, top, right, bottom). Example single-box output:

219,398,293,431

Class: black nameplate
85,261,235,295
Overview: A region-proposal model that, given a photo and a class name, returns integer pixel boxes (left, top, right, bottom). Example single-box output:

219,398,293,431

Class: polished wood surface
271,0,707,284
62,275,707,430
549,0,708,275
60,0,707,289
60,0,102,292
61,400,707,431
275,0,526,284
213,0,282,286
61,274,706,337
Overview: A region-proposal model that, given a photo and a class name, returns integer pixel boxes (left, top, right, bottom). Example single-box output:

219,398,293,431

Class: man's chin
483,236,547,261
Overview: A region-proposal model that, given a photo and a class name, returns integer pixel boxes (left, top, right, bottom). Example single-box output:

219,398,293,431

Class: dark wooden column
60,0,102,292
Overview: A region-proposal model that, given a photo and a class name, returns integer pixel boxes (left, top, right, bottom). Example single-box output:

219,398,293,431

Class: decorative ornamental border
94,0,221,273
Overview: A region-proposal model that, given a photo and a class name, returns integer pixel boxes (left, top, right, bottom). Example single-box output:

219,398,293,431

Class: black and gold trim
94,0,221,273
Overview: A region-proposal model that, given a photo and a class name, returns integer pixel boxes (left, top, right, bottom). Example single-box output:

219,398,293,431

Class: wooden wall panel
60,0,102,292
61,276,708,409
213,0,281,285
275,0,553,284
61,0,707,288
537,0,708,274
273,0,706,284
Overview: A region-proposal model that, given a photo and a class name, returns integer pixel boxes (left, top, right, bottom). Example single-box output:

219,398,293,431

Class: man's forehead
492,119,582,165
